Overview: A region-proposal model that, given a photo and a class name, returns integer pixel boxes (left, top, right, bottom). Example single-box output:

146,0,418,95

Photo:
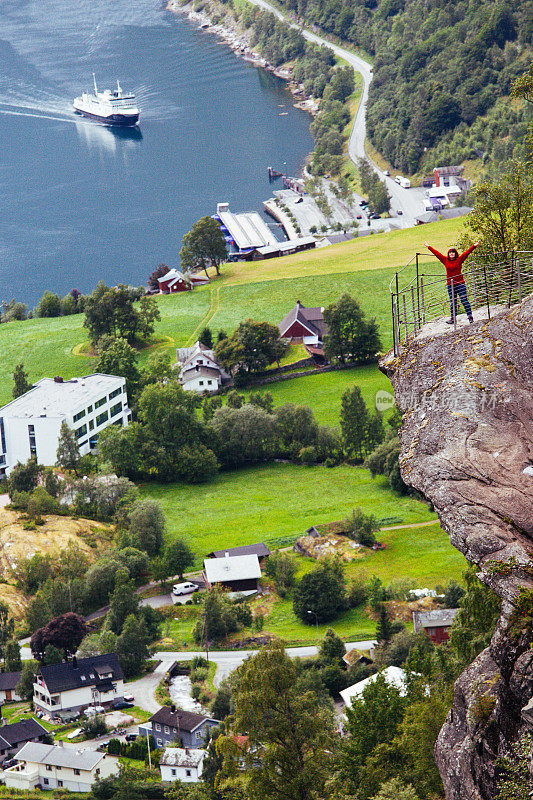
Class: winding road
247,0,426,226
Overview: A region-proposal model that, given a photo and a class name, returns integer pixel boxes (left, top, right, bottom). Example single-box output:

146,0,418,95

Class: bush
190,666,209,683
293,559,347,624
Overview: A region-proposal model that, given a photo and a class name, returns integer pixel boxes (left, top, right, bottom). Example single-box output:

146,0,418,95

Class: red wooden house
413,608,459,644
158,269,210,293
278,301,327,344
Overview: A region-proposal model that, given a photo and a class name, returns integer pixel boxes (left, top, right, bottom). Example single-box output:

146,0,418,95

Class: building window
109,387,122,400
73,409,86,422
155,724,161,731
89,419,95,430
0,418,5,454
95,397,107,409
110,401,122,417
171,769,176,776
186,770,191,777
46,765,52,771
58,780,63,787
157,738,162,746
207,380,212,386
43,778,49,785
87,405,93,413
28,424,37,457
199,381,204,386
74,769,80,775
76,424,87,439
96,411,109,426
56,766,62,771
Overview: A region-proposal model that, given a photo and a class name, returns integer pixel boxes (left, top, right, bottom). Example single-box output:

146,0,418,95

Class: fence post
420,276,426,325
516,259,522,303
410,285,417,334
416,253,420,328
483,264,491,320
392,293,398,356
471,263,477,310
403,293,409,342
451,278,457,330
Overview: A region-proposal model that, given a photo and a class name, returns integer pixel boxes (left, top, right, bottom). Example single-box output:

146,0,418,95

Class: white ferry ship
73,75,140,126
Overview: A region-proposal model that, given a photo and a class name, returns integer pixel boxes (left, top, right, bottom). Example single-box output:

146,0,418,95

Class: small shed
413,608,459,644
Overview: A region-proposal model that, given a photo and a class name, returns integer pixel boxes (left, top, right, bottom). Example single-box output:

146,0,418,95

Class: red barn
158,269,209,293
278,301,327,344
413,608,459,644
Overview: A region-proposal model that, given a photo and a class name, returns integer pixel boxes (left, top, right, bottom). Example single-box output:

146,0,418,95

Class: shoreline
166,0,319,115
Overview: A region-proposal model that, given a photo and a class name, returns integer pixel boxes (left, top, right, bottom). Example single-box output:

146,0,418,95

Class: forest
276,0,532,174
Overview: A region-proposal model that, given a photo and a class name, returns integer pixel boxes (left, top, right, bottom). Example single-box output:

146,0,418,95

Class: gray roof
0,718,47,748
208,543,270,560
204,554,261,584
413,608,459,633
160,747,206,768
37,654,123,694
0,671,22,691
14,742,107,770
278,302,326,339
150,707,217,732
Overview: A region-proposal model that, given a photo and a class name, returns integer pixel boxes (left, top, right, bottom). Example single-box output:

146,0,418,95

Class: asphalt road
246,0,426,226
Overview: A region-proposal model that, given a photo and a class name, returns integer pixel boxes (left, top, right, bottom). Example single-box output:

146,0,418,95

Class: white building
339,667,408,709
33,655,125,722
176,342,229,394
4,743,119,793
0,373,131,476
159,747,206,783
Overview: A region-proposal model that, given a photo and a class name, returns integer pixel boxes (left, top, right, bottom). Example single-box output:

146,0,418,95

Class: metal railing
390,251,533,356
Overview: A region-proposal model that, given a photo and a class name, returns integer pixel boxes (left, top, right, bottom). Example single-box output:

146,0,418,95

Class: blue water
0,0,313,305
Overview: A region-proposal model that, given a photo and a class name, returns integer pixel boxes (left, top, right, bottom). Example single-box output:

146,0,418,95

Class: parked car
370,213,380,219
123,693,134,702
125,733,138,742
359,200,367,207
397,209,403,215
172,582,199,596
112,700,134,710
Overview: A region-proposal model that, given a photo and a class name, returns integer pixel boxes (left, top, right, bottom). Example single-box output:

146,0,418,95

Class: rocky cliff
381,296,533,798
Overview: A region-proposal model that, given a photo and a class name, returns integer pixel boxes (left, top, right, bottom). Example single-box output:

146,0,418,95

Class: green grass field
141,462,444,564
0,217,462,405
247,364,391,427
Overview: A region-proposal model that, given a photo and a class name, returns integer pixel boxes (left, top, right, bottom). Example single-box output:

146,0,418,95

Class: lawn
140,462,440,567
0,216,461,404
156,515,466,647
246,364,392,427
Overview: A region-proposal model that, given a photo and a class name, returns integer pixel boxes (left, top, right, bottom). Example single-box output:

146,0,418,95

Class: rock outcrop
381,296,533,799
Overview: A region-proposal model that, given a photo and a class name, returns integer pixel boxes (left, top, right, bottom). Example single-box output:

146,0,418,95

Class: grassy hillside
0,217,461,405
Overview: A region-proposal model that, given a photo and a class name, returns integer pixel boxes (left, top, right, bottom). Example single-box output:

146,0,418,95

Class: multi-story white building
159,747,206,783
4,743,119,793
33,654,125,722
0,373,131,476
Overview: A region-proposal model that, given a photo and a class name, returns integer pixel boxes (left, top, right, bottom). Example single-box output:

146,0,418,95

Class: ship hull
73,108,139,126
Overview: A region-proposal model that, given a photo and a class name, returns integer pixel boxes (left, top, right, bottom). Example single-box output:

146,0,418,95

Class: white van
172,582,199,596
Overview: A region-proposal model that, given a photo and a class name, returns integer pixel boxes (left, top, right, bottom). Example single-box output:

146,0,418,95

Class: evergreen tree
198,326,213,348
16,660,39,703
44,644,63,665
105,569,139,635
319,628,346,666
293,559,347,624
12,362,31,399
116,614,150,678
4,639,21,672
340,386,368,459
376,604,393,645
56,421,81,475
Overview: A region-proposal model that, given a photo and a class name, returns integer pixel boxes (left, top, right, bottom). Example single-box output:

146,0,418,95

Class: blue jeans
447,283,472,320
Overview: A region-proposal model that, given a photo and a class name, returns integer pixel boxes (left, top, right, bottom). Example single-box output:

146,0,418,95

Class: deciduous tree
293,559,347,623
56,421,81,475
30,613,88,662
180,216,228,276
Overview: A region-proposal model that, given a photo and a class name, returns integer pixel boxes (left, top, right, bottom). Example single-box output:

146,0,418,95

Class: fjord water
0,0,314,305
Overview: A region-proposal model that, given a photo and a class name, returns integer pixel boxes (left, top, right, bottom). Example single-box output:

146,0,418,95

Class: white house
203,553,262,594
33,655,125,721
159,747,206,783
4,743,119,793
339,667,408,709
176,342,230,394
0,373,131,477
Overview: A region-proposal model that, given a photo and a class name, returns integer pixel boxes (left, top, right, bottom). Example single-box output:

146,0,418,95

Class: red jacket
428,244,477,285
